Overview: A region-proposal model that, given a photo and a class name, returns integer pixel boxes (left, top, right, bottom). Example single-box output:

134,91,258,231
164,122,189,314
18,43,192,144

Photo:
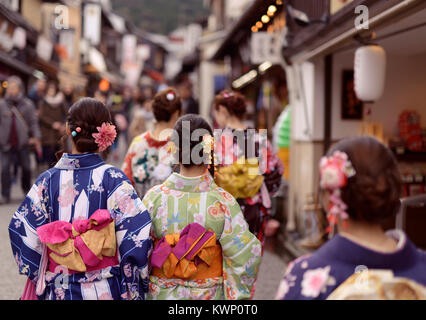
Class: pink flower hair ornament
222,92,234,99
92,122,117,152
319,151,356,233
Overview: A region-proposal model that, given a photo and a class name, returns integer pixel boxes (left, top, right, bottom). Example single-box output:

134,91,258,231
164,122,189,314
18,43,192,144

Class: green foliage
111,0,210,34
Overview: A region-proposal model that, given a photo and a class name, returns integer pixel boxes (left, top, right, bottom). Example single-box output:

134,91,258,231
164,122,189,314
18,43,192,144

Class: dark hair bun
214,90,247,118
172,114,213,170
67,98,112,154
327,136,402,223
152,87,182,122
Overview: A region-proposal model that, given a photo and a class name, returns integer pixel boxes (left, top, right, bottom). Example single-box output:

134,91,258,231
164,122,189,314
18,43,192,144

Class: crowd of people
0,75,198,204
5,75,426,300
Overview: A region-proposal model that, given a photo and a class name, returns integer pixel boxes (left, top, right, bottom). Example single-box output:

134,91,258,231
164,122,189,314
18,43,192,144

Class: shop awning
211,0,277,60
99,71,124,85
0,50,34,75
0,3,38,43
31,56,59,80
285,0,425,62
58,70,88,89
104,12,127,34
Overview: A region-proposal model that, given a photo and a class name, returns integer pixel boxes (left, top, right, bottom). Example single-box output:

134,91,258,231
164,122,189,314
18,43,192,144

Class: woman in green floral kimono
142,114,262,300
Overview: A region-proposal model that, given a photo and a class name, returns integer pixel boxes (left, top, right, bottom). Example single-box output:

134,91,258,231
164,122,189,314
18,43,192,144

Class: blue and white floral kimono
9,153,152,300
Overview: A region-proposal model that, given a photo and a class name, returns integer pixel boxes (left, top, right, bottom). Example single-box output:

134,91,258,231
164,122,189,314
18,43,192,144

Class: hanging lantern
354,45,386,102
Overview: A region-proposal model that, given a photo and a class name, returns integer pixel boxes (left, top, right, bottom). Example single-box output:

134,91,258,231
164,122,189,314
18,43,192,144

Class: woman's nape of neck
71,145,82,154
179,164,208,177
337,218,398,253
152,120,174,140
225,116,246,130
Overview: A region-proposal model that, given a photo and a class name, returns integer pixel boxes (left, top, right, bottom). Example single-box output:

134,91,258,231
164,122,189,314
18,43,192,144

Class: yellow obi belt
37,209,118,273
151,223,222,280
215,157,264,199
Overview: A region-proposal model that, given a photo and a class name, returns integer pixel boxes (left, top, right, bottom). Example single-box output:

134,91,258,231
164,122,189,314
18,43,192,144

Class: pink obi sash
37,209,118,274
151,223,223,280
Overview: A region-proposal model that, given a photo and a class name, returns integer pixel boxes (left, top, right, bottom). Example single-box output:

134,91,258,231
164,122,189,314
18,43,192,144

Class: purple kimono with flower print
9,153,152,300
276,231,426,300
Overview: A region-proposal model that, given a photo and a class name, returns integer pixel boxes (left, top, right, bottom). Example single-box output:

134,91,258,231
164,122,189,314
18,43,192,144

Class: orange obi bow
151,223,222,280
37,209,117,273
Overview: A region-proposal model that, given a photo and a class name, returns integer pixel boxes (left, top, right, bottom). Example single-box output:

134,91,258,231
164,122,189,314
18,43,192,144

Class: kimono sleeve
8,173,51,284
122,140,136,186
275,254,331,300
107,177,152,300
219,199,262,300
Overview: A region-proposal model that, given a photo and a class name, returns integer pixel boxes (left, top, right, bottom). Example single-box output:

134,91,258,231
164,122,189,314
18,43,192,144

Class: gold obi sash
37,209,117,273
151,223,222,280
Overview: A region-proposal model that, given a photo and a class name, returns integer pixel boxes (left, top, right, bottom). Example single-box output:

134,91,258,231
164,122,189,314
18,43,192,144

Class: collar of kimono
55,153,105,170
151,223,222,280
145,131,170,148
322,229,417,270
36,209,117,273
164,172,215,193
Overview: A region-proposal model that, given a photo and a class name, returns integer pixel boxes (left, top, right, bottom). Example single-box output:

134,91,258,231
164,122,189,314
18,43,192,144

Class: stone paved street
0,189,27,299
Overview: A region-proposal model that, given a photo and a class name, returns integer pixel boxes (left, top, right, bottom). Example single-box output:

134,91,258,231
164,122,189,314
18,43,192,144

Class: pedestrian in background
127,88,148,141
62,82,76,110
27,77,47,110
38,81,67,168
176,81,199,115
0,76,41,204
212,90,283,245
122,88,180,198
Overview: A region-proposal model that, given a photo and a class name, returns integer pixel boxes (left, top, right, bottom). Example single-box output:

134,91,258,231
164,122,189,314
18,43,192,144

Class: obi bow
37,209,117,273
151,223,222,280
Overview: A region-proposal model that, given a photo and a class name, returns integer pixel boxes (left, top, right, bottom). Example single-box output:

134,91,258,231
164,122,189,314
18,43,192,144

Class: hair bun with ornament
320,150,356,233
166,91,175,101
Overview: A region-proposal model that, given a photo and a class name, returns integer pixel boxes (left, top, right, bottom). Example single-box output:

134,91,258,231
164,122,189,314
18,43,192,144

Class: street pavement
0,192,27,299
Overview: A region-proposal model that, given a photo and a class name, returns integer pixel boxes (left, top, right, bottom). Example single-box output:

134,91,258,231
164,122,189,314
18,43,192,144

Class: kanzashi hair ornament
92,122,117,152
319,151,356,234
202,134,214,156
71,127,81,137
166,91,175,101
223,92,234,99
168,141,177,154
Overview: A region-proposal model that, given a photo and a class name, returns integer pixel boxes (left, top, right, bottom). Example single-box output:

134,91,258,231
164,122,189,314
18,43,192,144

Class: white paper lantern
354,45,386,102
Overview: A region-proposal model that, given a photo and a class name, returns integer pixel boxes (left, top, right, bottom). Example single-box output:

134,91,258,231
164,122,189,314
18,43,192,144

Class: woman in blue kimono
9,98,152,300
276,136,426,300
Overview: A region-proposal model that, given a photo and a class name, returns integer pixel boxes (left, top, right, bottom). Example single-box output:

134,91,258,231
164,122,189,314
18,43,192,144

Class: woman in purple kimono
276,136,426,300
9,98,152,300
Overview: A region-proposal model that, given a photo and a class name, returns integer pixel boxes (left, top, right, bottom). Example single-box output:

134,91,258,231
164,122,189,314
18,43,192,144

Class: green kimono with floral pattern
142,172,262,300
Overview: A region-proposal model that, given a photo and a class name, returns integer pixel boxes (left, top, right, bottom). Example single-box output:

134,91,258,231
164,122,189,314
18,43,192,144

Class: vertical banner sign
12,27,26,50
121,34,137,73
36,35,53,61
83,3,101,46
137,44,151,62
121,34,141,87
59,28,75,60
